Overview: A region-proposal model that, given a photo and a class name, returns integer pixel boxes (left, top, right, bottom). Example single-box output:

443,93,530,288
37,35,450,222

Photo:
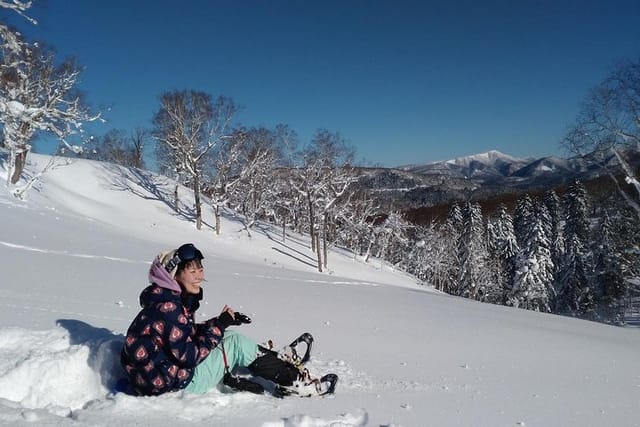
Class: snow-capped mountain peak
444,150,525,167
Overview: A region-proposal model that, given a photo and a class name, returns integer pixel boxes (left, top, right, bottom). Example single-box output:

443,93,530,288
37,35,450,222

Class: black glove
217,311,235,328
217,311,252,328
233,312,252,324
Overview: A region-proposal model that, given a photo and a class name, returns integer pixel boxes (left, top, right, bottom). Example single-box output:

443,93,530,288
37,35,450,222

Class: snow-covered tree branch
563,57,640,219
292,129,357,271
0,2,98,188
153,90,236,230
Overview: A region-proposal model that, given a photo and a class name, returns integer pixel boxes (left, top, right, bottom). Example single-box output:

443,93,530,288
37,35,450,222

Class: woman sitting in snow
120,243,309,396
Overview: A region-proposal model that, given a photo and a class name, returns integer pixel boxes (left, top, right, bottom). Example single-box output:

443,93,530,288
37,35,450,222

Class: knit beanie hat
158,250,179,278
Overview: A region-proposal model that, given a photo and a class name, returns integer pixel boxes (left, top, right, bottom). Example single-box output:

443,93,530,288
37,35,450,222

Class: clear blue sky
8,0,640,167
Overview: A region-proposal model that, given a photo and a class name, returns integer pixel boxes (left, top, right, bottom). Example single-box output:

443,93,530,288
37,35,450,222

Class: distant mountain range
398,149,621,183
355,149,637,212
399,150,532,178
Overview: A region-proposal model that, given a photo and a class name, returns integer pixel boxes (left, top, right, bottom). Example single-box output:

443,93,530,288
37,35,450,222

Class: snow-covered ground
0,153,639,427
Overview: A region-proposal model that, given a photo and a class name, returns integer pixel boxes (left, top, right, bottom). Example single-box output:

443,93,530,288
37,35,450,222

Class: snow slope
0,153,638,427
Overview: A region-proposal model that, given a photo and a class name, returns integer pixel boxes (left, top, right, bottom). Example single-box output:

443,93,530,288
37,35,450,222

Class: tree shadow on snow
252,222,325,269
98,163,200,225
56,319,125,393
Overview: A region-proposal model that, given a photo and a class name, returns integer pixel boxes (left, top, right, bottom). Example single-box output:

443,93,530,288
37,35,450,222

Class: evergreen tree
543,190,564,262
543,189,564,309
457,202,490,300
558,181,594,316
509,204,554,312
484,219,503,303
439,203,463,295
592,212,627,323
487,204,519,304
513,194,534,248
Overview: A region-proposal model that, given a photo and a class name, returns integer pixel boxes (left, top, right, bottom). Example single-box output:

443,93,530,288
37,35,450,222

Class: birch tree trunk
193,172,202,230
315,232,323,272
10,147,28,185
174,182,179,212
214,205,221,235
323,212,328,269
308,194,315,252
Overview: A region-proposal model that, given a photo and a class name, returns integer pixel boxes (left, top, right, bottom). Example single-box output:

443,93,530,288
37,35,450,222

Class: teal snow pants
185,330,258,394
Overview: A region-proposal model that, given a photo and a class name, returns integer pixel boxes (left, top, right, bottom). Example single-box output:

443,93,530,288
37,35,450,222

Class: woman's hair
176,258,203,275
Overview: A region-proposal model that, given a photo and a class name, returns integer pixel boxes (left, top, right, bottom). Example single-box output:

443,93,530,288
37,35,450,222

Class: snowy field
0,153,639,427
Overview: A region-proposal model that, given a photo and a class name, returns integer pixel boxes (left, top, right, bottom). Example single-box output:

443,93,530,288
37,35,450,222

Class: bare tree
293,129,357,271
0,13,98,187
0,0,35,54
207,124,295,235
376,211,412,268
153,90,236,230
99,129,130,165
76,128,147,169
227,127,285,235
130,127,148,169
333,190,380,260
153,126,182,210
0,1,34,20
269,125,299,241
563,58,640,219
207,128,243,234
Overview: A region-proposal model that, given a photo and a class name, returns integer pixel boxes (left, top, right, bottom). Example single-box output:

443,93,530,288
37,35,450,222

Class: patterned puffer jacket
120,258,226,396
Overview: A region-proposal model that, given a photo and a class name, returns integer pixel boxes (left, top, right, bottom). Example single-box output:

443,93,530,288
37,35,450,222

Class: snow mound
0,322,373,426
0,323,122,412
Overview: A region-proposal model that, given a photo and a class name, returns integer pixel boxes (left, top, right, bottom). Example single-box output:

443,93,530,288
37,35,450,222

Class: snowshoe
286,332,313,364
258,332,313,367
251,333,336,398
248,352,301,386
274,372,338,398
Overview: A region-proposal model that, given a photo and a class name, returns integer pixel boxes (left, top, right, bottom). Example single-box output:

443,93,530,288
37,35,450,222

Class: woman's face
175,260,204,294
